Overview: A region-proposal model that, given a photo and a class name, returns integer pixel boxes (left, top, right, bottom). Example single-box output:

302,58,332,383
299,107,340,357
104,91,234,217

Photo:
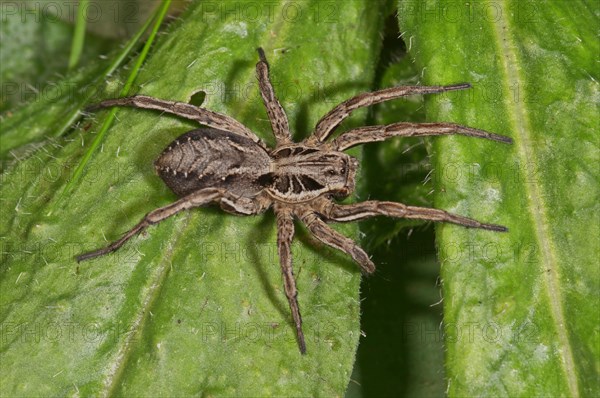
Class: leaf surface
398,0,599,396
0,1,388,396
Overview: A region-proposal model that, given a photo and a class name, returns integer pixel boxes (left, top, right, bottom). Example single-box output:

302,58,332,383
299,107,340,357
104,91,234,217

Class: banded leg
275,208,306,354
330,122,513,151
256,48,292,146
76,188,224,262
326,201,508,232
310,83,471,143
299,210,375,274
87,95,264,146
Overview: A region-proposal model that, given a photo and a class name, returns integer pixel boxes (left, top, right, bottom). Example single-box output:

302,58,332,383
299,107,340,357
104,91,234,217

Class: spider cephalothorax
269,148,358,201
78,48,511,354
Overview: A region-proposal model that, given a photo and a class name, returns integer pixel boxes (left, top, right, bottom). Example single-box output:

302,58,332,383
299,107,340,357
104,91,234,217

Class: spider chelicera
78,48,511,354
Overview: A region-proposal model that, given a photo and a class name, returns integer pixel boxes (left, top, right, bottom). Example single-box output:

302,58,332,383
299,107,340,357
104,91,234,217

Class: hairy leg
77,188,224,262
87,95,264,147
330,122,512,151
326,201,507,232
298,210,375,273
310,84,471,143
256,48,292,146
275,207,306,354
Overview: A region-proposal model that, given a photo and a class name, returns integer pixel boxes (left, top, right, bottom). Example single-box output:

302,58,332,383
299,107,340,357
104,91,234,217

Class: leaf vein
492,1,579,396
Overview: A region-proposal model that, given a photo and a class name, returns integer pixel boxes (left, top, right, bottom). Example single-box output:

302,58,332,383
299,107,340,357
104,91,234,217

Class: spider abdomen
155,128,271,197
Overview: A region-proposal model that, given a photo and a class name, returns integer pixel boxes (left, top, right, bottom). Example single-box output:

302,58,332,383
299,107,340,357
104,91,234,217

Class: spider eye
340,167,346,174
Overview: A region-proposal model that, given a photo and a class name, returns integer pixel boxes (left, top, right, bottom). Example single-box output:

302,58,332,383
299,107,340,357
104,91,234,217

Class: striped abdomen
155,128,271,197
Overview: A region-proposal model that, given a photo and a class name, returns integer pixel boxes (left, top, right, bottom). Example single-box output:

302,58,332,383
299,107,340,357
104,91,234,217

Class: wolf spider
77,48,511,354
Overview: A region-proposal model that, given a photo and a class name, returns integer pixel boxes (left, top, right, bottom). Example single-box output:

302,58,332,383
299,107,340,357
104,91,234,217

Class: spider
77,48,512,354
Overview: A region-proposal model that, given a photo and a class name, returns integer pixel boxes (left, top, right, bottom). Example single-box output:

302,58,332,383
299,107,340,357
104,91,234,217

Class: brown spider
77,48,511,354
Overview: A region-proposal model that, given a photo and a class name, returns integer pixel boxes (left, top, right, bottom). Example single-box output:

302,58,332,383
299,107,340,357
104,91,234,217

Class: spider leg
330,122,512,151
86,95,265,147
76,188,225,262
309,84,471,143
324,201,508,232
298,210,375,274
275,207,306,354
256,48,292,146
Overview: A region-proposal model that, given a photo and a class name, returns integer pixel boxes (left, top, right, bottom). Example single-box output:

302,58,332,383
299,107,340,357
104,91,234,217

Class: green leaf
1,1,389,396
398,0,599,396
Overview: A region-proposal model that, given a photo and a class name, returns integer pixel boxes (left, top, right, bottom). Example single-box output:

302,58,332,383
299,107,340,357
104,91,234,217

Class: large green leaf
398,0,599,396
0,1,389,395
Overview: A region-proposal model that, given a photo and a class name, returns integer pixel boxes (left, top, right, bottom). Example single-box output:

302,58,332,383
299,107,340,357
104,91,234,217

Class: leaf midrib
101,219,186,397
491,1,579,396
